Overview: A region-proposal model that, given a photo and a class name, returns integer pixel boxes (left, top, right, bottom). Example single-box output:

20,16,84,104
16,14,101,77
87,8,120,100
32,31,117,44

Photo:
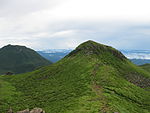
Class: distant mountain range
0,44,52,74
38,49,150,65
1,40,149,113
37,49,72,63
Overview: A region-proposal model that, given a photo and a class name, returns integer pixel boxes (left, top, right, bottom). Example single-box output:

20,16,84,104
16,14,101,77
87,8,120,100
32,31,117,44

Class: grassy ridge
0,41,150,113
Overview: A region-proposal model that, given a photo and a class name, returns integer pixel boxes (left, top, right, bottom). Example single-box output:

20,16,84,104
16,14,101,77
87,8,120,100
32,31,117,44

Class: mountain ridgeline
0,44,52,74
0,41,150,113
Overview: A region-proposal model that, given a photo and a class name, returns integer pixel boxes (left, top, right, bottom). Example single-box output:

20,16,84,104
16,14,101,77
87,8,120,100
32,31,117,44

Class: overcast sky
0,0,150,50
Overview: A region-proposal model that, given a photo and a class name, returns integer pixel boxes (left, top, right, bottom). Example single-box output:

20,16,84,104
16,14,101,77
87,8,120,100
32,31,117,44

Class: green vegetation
0,44,52,74
0,40,150,113
140,63,150,73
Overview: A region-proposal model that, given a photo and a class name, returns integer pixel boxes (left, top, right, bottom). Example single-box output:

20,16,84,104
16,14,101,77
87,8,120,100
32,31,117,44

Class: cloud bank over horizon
0,0,150,50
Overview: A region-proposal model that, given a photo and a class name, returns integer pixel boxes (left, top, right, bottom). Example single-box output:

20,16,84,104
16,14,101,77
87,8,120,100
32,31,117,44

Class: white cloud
47,0,150,22
0,0,150,50
0,0,65,17
50,30,76,37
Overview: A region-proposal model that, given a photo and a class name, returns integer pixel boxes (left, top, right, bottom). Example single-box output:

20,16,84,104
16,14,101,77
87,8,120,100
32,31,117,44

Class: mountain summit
0,41,150,113
67,40,126,60
0,44,52,74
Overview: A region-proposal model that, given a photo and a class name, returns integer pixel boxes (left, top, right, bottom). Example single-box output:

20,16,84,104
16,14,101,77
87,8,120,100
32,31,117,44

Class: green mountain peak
0,44,52,74
2,44,26,49
67,40,126,60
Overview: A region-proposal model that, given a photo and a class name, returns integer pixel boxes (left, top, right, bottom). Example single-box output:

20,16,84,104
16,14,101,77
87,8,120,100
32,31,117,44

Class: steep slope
140,64,150,73
0,44,52,74
0,41,150,113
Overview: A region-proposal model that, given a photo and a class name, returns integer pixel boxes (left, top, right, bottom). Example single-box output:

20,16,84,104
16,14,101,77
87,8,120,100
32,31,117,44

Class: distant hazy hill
0,41,149,113
37,49,72,63
0,44,52,74
130,59,150,65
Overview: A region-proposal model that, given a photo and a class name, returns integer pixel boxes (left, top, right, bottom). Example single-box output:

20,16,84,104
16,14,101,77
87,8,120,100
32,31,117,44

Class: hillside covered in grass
140,64,150,73
0,40,150,113
0,44,52,74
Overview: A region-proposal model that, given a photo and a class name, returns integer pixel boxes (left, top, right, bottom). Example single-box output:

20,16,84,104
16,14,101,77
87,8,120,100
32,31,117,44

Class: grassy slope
0,41,150,113
140,64,150,73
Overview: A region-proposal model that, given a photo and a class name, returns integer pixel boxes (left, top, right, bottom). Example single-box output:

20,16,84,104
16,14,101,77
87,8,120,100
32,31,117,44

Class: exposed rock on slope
7,108,45,113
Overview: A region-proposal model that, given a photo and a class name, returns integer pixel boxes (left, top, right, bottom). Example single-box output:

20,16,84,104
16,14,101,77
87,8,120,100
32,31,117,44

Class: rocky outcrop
7,108,13,113
17,109,29,113
7,108,45,113
30,108,45,113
